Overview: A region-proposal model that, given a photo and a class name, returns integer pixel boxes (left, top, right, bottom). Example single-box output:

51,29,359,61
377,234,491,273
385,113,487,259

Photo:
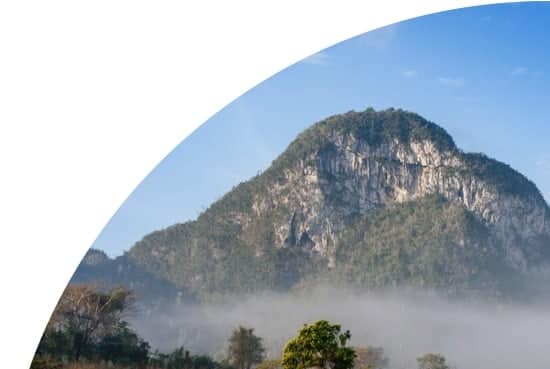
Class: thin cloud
301,51,329,65
536,157,550,170
401,69,417,79
438,76,465,87
511,66,528,76
359,24,398,50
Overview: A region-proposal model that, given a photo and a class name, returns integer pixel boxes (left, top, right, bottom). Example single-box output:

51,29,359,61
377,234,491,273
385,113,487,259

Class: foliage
461,152,546,199
265,108,457,179
282,320,356,369
227,326,266,369
332,194,511,296
36,328,73,359
256,360,282,369
30,356,63,369
48,284,134,360
34,285,234,369
353,347,389,369
148,347,234,369
416,353,450,369
35,284,149,367
96,321,150,366
72,249,192,306
34,287,465,369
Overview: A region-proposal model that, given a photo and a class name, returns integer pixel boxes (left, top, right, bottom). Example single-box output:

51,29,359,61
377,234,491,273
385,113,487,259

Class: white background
0,1,518,368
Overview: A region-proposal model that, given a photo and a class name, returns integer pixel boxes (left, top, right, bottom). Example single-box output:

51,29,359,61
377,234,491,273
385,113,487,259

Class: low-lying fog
129,287,550,369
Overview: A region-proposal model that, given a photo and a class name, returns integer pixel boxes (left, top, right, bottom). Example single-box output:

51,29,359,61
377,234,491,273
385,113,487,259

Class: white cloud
401,69,417,78
511,66,528,76
438,76,465,87
301,51,329,65
359,24,397,49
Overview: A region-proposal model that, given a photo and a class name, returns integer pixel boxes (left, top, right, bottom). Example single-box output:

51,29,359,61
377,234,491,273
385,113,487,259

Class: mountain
75,108,550,301
71,249,196,309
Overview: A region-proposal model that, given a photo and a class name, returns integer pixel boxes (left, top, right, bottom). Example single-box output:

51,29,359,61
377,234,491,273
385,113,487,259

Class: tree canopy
227,326,266,369
282,320,356,369
353,347,389,369
417,353,450,369
46,284,134,360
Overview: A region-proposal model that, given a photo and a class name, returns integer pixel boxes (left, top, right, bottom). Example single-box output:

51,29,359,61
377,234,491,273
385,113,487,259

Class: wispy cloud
511,66,528,76
536,157,550,171
359,24,398,50
401,69,417,79
438,76,465,87
301,51,329,65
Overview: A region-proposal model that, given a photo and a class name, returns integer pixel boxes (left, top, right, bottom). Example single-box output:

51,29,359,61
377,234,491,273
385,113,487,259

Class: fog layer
130,288,550,369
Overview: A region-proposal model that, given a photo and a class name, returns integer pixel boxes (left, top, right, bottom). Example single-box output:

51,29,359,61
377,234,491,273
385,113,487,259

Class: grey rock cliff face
245,130,550,270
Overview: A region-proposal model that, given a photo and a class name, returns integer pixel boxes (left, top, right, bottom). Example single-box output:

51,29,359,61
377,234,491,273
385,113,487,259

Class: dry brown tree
49,284,134,360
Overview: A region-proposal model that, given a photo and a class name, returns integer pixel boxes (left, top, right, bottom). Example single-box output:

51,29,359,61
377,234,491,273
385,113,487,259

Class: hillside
72,249,195,309
75,108,550,301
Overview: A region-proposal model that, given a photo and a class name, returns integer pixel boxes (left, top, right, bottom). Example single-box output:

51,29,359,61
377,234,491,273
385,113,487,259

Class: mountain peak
104,108,550,300
312,107,456,149
272,108,457,172
81,248,110,266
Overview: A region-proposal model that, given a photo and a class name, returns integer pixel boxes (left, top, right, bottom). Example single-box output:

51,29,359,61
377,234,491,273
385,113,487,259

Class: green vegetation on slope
266,108,456,177
72,249,196,306
461,152,545,198
332,195,511,295
84,108,550,301
128,218,324,301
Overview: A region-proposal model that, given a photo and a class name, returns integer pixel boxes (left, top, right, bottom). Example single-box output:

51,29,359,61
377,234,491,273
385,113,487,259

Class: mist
129,287,550,369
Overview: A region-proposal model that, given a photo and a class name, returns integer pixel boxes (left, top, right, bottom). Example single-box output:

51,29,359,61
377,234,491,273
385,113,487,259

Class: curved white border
0,1,520,368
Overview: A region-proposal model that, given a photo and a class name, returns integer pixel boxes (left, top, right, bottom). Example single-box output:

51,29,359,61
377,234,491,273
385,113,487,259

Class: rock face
238,109,550,270
121,108,550,299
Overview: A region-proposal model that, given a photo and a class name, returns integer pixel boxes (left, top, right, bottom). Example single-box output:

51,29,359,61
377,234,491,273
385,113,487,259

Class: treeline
32,284,233,369
32,284,455,369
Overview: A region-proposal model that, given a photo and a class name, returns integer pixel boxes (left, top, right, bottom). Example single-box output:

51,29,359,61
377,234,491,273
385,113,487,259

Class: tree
35,328,72,359
353,347,389,369
416,354,450,369
49,284,134,360
227,326,266,369
281,320,356,369
97,321,150,367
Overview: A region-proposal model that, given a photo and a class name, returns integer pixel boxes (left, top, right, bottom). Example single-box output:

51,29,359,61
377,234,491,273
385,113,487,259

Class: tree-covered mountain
74,108,550,301
72,249,196,308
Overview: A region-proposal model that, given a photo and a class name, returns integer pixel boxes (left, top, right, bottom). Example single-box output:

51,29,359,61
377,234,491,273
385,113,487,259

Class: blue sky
94,2,550,257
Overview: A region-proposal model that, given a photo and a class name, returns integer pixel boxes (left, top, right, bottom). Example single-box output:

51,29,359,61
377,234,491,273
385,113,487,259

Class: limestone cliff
244,109,549,271
122,108,550,299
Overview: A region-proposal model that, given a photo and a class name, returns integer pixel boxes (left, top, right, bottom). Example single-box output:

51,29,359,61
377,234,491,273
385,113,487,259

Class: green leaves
282,320,356,369
416,353,450,369
227,326,266,369
333,194,507,295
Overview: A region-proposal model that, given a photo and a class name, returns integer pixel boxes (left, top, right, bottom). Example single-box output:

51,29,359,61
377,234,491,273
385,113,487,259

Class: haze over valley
65,108,550,369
